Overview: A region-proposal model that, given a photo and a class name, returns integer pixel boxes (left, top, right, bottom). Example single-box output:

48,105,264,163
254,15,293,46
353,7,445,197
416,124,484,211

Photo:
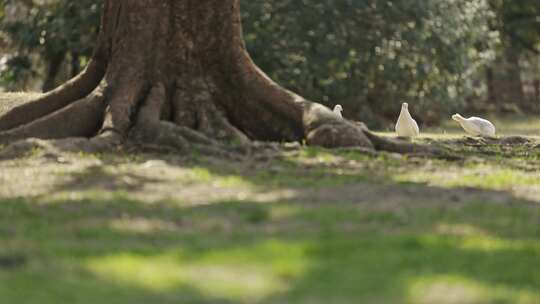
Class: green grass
1,115,540,303
1,196,539,304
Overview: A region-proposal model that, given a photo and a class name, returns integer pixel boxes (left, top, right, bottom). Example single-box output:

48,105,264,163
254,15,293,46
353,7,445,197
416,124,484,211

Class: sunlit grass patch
408,275,488,304
408,274,540,304
394,165,540,192
435,223,490,237
85,240,310,302
186,166,250,187
419,232,540,254
290,146,340,163
252,168,372,188
1,193,540,303
109,217,179,234
251,148,378,188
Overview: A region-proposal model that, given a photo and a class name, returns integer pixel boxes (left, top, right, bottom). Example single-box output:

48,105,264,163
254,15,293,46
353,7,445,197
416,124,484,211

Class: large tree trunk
0,0,426,155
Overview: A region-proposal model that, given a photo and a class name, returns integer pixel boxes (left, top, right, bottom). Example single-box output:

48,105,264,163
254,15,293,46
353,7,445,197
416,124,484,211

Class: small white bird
395,102,420,137
333,104,343,118
452,114,496,137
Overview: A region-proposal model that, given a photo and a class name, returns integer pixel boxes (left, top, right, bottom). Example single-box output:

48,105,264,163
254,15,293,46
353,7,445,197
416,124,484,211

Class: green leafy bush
242,0,499,125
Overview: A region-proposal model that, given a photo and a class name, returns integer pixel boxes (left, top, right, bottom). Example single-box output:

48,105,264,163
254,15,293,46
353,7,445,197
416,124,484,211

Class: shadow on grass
1,192,540,303
48,145,538,207
1,142,540,303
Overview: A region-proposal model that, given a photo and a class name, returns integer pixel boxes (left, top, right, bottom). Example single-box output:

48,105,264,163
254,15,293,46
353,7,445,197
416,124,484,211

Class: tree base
0,0,446,158
0,89,447,161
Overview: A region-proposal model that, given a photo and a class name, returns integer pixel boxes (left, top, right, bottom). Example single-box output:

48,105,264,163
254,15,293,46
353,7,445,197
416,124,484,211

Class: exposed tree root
119,83,241,159
172,79,251,146
0,84,452,160
129,122,243,160
0,94,450,161
0,88,107,145
303,104,374,149
197,101,251,145
364,131,439,154
89,130,125,151
0,59,106,131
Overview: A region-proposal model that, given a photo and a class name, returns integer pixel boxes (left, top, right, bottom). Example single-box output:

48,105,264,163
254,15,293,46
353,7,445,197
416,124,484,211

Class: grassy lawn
1,116,540,303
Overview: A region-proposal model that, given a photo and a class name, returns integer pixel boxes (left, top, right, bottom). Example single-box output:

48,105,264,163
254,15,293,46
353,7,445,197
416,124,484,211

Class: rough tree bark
0,0,430,155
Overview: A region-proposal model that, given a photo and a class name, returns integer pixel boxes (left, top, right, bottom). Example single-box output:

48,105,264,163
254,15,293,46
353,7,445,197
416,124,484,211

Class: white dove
452,114,496,137
333,104,343,118
395,102,420,137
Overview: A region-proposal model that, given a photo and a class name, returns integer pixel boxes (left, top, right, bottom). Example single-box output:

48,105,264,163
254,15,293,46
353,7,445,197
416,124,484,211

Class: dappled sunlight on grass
420,232,540,253
457,235,539,252
1,193,540,303
185,167,251,188
435,223,490,237
2,114,540,303
408,275,487,304
85,240,310,302
288,147,342,164
395,166,540,188
407,274,540,304
86,253,184,291
268,204,304,221
392,164,540,203
109,217,179,234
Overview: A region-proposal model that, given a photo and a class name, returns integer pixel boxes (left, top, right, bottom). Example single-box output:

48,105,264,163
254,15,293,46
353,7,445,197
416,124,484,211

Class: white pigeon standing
395,102,420,137
333,104,343,118
452,114,496,137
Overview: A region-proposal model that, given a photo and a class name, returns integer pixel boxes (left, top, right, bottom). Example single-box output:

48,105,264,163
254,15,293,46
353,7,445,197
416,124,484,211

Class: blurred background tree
0,0,538,128
243,0,498,126
485,0,540,113
0,0,100,91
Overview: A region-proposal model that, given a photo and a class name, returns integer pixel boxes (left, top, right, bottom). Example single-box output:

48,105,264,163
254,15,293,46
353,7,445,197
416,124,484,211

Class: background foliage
1,0,539,127
243,0,498,125
0,0,100,91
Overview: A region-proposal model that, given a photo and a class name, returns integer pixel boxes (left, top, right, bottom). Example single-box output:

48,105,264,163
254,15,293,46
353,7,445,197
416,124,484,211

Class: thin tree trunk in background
42,52,66,92
504,48,526,107
71,52,81,78
486,66,499,111
534,79,539,107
